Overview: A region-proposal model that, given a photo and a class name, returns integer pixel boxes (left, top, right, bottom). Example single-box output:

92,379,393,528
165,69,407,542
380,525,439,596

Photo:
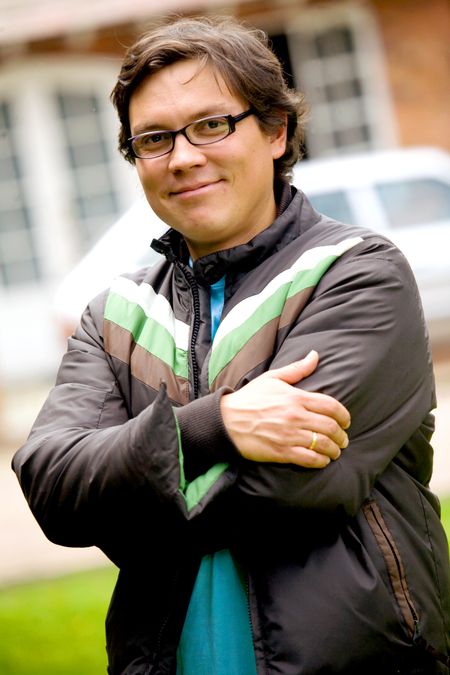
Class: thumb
266,350,319,385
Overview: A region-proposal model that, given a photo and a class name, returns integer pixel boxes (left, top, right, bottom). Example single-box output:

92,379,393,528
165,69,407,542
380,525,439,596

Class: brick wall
375,0,450,151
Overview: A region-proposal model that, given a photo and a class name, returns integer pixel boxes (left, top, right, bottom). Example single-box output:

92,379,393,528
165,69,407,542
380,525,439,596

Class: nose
167,133,207,172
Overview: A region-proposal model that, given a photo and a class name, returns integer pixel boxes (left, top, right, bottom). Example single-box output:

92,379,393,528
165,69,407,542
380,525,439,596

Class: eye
143,132,170,146
193,117,229,137
132,130,172,157
206,119,222,130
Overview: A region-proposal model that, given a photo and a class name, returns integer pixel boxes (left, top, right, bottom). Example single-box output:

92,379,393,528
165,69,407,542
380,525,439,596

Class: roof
0,0,241,45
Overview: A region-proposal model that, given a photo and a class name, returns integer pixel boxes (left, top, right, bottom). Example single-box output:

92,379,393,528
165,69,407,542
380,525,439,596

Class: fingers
284,448,332,469
304,429,343,460
264,350,319,385
262,354,351,431
263,436,339,469
270,430,344,467
220,356,352,470
299,410,349,450
301,391,351,432
283,447,334,469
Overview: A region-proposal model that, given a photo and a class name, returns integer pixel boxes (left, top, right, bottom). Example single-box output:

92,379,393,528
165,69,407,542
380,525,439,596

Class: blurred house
0,0,449,381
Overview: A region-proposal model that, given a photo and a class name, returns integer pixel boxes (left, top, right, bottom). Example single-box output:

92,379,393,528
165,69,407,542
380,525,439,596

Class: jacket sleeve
11,290,231,558
234,237,436,517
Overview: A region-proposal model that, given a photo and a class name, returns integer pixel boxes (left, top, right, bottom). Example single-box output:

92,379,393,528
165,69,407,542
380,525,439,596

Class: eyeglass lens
131,115,231,159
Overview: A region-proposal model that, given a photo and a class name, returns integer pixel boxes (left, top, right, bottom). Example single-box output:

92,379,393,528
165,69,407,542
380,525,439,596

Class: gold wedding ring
309,431,318,451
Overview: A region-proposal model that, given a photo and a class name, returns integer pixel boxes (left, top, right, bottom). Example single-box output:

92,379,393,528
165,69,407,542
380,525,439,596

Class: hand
220,351,350,469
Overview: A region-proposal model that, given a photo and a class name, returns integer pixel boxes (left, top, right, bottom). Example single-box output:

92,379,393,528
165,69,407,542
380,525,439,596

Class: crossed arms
12,237,434,555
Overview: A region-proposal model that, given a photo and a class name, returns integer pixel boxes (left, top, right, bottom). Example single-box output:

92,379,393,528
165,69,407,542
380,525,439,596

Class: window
0,60,139,290
376,179,450,229
287,7,396,158
0,101,41,285
56,91,120,250
308,190,355,225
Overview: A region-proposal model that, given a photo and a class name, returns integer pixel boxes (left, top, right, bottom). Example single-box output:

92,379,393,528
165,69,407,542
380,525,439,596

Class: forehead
129,58,245,130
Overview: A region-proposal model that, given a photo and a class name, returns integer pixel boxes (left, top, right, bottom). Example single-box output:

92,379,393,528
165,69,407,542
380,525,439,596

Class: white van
293,147,450,324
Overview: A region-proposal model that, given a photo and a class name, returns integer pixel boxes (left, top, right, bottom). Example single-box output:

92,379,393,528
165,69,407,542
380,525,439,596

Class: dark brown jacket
13,188,450,674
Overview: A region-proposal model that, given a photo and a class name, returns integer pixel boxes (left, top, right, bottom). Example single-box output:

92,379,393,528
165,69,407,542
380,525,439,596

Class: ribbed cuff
174,387,238,475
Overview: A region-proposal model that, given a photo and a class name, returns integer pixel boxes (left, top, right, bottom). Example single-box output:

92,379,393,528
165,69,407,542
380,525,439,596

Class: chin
180,212,228,234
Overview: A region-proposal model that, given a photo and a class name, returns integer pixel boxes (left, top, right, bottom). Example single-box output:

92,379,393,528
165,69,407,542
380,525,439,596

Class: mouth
170,180,223,198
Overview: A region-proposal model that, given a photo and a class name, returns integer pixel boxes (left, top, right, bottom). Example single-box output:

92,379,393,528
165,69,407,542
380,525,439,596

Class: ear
269,117,288,160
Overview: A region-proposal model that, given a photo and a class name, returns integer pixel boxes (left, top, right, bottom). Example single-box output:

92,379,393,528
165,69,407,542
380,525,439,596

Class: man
13,16,449,675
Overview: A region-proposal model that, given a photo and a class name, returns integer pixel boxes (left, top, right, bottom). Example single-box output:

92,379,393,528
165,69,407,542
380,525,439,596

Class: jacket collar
151,181,315,285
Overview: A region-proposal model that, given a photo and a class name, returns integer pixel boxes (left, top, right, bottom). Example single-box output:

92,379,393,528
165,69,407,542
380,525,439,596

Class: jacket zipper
149,569,181,674
363,500,419,638
365,504,450,668
246,572,267,675
367,504,450,667
246,575,254,634
176,261,201,399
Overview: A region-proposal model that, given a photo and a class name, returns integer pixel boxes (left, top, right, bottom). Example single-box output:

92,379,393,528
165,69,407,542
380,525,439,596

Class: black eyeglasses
128,109,255,159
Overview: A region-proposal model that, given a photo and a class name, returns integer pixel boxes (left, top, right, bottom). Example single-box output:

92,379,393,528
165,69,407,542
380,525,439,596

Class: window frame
286,3,397,158
0,57,140,292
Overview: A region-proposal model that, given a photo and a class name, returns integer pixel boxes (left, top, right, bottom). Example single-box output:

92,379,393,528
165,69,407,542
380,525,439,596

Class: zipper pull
151,238,177,262
412,617,421,643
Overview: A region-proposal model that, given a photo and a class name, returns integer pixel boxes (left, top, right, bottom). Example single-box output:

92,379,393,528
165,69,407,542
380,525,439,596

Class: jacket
13,186,450,674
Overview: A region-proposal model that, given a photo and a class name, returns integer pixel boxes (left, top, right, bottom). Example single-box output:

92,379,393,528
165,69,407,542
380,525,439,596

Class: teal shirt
176,276,257,675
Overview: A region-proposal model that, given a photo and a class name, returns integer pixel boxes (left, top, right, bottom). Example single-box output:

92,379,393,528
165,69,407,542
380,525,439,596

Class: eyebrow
131,107,232,137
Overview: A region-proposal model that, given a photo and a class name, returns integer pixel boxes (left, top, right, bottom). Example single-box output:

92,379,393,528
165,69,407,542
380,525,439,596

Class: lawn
440,494,450,540
0,498,449,675
0,565,117,675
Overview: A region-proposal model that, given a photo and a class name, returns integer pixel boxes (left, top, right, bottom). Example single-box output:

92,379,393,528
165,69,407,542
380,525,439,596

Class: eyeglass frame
128,108,256,159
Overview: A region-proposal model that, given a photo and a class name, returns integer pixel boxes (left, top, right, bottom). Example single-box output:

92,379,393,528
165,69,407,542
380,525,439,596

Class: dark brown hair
111,15,308,180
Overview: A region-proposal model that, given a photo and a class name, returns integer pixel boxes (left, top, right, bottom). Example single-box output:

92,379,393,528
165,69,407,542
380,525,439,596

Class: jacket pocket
363,499,419,639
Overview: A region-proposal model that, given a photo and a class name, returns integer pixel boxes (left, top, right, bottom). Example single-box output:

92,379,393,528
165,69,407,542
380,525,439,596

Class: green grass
440,494,450,540
0,499,449,675
0,565,117,675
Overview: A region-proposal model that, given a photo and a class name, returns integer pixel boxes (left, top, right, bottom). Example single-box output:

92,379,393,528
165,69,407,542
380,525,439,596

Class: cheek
135,163,148,188
136,161,160,190
246,136,276,170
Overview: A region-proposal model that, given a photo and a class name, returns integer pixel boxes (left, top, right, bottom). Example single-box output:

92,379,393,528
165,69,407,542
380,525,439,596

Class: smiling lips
170,179,222,197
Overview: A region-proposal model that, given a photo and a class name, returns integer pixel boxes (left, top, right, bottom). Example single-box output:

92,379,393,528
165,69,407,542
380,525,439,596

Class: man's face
128,59,287,259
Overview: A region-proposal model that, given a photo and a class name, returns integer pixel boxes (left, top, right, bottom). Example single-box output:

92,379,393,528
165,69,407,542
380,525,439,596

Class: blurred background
0,0,449,672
